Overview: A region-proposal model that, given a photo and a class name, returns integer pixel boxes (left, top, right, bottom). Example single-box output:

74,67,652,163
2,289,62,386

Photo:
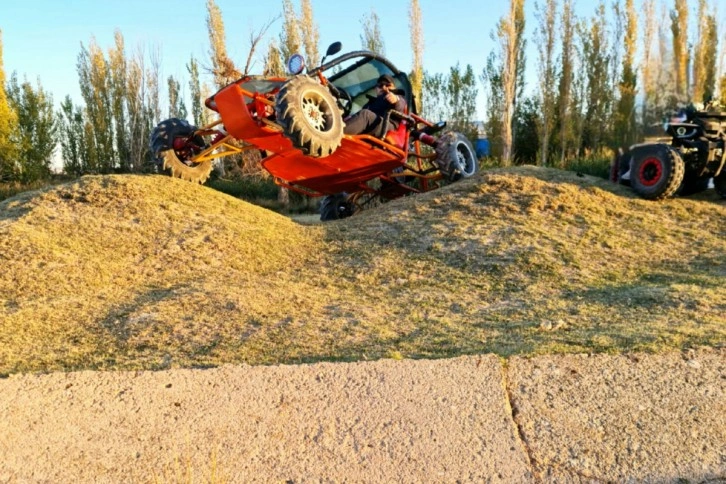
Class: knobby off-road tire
276,77,344,158
149,118,213,184
434,131,478,182
630,144,685,200
714,173,726,198
319,193,355,221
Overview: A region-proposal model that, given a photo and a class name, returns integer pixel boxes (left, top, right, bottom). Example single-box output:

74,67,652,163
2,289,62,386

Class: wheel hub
302,96,326,131
639,157,663,186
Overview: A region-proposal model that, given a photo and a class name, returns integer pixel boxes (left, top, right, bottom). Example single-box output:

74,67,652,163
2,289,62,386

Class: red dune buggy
150,42,478,220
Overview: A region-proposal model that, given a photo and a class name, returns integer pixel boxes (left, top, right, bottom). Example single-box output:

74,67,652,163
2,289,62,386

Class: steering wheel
334,86,353,117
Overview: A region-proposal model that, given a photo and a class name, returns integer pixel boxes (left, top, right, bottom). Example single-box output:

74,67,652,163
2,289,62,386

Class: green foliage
580,2,613,151
207,176,279,201
279,0,301,61
187,56,204,127
513,96,540,164
109,31,130,171
482,52,503,159
563,149,613,179
77,39,115,173
0,30,19,182
6,75,57,182
612,0,638,149
422,64,478,142
534,0,558,166
167,75,187,120
263,40,285,77
58,96,87,176
360,9,385,55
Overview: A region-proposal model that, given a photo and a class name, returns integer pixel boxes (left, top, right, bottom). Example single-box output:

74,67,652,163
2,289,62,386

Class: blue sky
0,0,713,119
0,0,538,119
1,0,510,116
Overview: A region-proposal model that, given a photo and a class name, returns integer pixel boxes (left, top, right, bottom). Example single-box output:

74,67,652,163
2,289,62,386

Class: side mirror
326,42,342,57
319,42,342,69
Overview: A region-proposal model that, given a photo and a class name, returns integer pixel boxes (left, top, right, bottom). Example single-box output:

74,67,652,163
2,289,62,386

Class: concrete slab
507,348,726,482
0,355,531,482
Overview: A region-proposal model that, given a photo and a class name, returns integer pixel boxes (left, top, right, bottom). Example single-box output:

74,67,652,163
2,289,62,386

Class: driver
343,74,406,135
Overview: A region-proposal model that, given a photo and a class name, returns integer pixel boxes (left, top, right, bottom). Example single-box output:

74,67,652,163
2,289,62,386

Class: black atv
611,106,726,200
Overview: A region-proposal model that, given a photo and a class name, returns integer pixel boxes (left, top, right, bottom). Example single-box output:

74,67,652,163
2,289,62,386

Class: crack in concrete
500,359,540,482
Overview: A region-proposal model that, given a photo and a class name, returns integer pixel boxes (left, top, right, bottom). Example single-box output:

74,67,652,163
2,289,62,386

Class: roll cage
313,50,418,116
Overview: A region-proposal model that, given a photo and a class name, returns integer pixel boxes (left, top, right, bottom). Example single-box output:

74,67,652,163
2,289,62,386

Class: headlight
287,54,305,75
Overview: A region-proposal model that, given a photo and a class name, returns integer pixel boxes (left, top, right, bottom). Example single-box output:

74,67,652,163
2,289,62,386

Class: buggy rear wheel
434,132,478,181
630,144,684,200
149,118,212,184
276,76,344,158
319,193,355,221
714,173,726,198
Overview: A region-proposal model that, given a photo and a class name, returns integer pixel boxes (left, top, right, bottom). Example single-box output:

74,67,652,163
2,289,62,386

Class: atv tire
434,132,478,181
630,144,685,200
149,118,213,184
714,173,726,198
276,77,344,158
320,193,355,221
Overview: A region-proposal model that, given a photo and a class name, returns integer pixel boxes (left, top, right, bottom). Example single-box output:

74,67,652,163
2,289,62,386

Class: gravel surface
508,348,726,482
1,350,724,482
0,355,531,482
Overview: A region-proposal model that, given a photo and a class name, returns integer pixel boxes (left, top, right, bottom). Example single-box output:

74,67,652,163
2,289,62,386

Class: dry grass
0,167,724,375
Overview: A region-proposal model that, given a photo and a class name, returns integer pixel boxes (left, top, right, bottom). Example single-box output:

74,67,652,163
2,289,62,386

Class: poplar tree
693,2,718,104
146,46,162,126
299,0,320,68
59,96,87,176
580,2,612,152
534,0,557,166
108,30,129,171
556,0,575,165
641,0,657,125
6,75,57,182
361,9,385,55
187,56,204,126
77,38,115,173
280,0,301,63
126,49,148,172
409,0,424,109
614,0,638,147
670,0,689,102
167,75,187,119
496,0,526,164
699,15,718,104
263,40,285,77
482,53,504,159
207,0,238,89
0,30,19,181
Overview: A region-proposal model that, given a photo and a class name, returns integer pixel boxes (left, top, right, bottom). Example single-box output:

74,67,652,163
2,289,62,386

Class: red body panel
214,80,410,196
262,137,404,194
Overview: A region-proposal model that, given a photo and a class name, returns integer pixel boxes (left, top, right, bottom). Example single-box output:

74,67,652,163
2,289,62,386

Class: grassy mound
1,168,723,374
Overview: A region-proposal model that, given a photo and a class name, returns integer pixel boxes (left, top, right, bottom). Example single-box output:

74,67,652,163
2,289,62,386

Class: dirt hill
1,167,724,375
